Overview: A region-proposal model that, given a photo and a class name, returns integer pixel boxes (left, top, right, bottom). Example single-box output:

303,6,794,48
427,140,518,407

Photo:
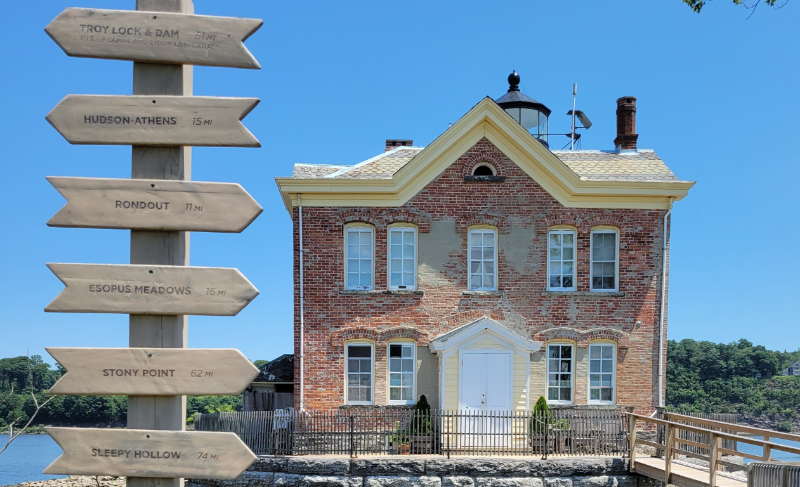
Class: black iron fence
195,407,631,457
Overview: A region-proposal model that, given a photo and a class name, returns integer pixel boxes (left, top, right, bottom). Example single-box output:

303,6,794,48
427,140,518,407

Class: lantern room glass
503,107,548,146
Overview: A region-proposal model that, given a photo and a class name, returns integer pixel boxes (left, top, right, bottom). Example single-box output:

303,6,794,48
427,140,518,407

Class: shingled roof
289,147,684,184
253,354,294,384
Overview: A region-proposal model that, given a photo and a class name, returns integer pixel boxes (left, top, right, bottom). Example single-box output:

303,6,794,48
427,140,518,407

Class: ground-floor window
346,343,373,404
589,344,615,403
388,343,415,404
547,344,573,404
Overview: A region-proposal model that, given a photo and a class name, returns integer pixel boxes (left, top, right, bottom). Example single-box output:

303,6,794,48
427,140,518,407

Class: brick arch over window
382,209,431,233
330,328,380,347
461,151,506,176
336,209,381,227
331,326,430,347
535,327,630,350
535,213,584,234
379,326,430,345
535,212,627,234
457,212,510,234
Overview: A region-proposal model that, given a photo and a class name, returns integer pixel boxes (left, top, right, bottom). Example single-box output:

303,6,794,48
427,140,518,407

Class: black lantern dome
495,71,551,148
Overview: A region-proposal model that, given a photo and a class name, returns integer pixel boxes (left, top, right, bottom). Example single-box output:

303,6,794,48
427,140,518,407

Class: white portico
429,318,543,411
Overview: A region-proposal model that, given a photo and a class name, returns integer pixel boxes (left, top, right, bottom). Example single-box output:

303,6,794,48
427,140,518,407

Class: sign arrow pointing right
47,348,260,396
47,177,263,233
46,8,262,69
44,427,257,479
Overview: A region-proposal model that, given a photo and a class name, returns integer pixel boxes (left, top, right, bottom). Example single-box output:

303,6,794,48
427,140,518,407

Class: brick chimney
385,139,413,152
614,97,638,150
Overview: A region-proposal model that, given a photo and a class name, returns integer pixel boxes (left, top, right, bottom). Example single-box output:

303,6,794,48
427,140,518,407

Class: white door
459,352,512,447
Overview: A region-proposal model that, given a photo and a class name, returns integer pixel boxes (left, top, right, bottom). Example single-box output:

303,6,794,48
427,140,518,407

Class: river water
0,432,797,485
0,435,65,485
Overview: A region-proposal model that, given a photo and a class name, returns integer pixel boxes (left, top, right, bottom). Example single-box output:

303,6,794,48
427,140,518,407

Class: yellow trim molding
276,98,694,214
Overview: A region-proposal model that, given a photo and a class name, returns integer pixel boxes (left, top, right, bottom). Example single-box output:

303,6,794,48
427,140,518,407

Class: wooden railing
627,412,800,487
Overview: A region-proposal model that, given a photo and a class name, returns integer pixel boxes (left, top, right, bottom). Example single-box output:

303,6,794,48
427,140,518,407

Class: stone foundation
188,456,663,487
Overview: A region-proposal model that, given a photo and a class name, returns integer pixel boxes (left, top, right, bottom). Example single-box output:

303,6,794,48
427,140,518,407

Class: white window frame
387,342,416,405
344,224,374,291
468,227,498,291
345,342,374,405
546,343,574,405
547,230,576,291
588,343,616,405
387,225,417,291
590,230,619,292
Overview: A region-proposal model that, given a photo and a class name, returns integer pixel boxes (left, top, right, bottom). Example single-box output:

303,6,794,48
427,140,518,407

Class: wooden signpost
47,177,263,232
44,428,257,479
47,348,260,395
43,0,264,483
45,263,259,316
47,95,260,147
46,8,262,69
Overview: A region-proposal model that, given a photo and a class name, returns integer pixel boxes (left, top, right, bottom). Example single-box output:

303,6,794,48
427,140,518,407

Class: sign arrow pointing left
45,264,259,316
46,95,260,147
44,427,257,479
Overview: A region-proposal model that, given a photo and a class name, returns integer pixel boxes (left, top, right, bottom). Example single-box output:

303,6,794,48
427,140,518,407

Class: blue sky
0,0,797,366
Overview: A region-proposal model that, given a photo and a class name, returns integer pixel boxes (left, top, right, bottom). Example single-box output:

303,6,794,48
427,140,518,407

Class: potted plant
388,420,410,454
528,396,551,453
528,397,570,454
410,395,433,454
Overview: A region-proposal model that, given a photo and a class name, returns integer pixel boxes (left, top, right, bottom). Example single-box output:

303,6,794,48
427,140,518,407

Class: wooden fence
195,407,631,458
243,391,294,411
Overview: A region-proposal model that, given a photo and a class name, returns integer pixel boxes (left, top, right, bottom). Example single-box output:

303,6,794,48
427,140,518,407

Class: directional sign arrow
45,264,258,316
46,95,260,147
47,177,263,232
44,427,257,479
47,348,259,396
46,8,262,69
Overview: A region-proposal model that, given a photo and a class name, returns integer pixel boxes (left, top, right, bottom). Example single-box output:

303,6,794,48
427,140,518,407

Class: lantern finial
508,71,520,92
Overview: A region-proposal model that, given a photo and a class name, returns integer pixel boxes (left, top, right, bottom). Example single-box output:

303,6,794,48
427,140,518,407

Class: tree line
666,338,800,431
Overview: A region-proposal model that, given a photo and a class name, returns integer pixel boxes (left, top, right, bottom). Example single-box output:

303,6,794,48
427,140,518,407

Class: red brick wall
293,138,668,413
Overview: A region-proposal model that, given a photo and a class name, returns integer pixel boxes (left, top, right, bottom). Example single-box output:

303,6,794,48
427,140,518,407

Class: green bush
776,421,793,432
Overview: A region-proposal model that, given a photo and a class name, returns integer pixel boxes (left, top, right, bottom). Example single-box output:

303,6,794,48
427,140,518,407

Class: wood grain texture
44,427,257,479
45,263,258,316
47,348,259,396
46,8,262,69
47,177,262,232
46,95,260,147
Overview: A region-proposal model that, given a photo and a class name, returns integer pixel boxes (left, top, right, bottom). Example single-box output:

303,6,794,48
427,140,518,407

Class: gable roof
276,97,694,212
252,354,294,384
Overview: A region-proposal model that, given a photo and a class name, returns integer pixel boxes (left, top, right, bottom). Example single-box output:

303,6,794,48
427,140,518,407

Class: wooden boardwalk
633,457,745,487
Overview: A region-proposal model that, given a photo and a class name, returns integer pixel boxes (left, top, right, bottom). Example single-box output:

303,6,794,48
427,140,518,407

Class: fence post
350,414,356,459
664,424,673,485
763,435,771,461
628,414,637,470
543,418,549,461
709,432,719,487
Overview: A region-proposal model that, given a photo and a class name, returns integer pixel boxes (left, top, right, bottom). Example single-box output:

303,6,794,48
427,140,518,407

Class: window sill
340,289,424,296
463,175,506,182
542,290,626,298
462,290,504,297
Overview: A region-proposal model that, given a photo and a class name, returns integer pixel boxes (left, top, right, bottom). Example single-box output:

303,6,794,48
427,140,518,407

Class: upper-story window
345,225,374,291
388,226,417,290
548,230,576,291
469,228,497,291
388,342,415,404
588,343,615,404
591,230,618,292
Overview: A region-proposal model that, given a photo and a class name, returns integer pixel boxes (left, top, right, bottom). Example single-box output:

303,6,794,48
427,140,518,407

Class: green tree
253,360,269,369
682,0,785,15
